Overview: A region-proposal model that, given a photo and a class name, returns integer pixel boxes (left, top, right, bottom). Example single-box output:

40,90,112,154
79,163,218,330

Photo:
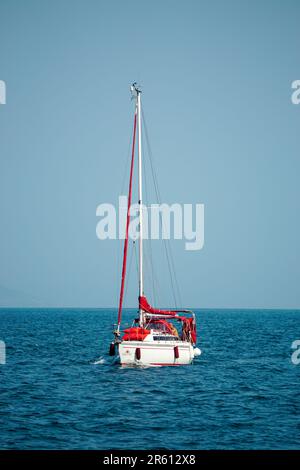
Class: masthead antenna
130,82,142,99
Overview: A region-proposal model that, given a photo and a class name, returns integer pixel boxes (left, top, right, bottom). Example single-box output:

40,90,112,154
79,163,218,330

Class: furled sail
117,110,137,332
139,295,181,316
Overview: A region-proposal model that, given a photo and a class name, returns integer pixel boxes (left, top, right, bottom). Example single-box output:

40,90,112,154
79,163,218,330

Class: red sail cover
139,296,197,344
182,317,197,345
139,296,179,316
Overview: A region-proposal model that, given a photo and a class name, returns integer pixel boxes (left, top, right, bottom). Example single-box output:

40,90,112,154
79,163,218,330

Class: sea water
0,308,299,449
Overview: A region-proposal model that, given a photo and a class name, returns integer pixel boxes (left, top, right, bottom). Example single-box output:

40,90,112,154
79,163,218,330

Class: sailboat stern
118,339,198,366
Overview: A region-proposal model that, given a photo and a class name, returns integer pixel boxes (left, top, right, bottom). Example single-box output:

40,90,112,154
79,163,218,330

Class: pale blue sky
0,0,299,308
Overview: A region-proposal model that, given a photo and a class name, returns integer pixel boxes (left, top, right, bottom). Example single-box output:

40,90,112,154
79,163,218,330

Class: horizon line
0,306,300,311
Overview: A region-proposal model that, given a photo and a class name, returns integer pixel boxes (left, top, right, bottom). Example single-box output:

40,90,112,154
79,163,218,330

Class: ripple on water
1,308,300,449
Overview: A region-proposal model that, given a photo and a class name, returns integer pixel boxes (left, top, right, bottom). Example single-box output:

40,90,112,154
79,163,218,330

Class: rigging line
147,247,162,306
142,135,156,305
123,241,134,305
165,240,178,308
143,246,156,306
147,241,157,306
166,238,183,307
144,110,183,308
142,108,183,308
142,114,177,307
141,229,162,306
117,110,137,330
133,240,139,285
115,115,135,308
115,241,121,310
128,239,139,323
121,113,136,195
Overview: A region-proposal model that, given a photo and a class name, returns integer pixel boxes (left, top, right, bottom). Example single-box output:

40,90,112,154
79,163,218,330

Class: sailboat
109,83,201,366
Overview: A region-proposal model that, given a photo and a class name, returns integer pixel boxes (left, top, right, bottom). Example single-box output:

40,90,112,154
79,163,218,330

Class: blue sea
0,308,300,450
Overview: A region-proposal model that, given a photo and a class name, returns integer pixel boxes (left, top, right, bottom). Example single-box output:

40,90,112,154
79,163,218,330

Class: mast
116,92,137,335
118,83,144,334
136,85,144,327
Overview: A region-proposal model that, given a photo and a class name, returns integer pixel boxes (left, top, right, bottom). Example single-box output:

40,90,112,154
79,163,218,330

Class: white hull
118,340,200,366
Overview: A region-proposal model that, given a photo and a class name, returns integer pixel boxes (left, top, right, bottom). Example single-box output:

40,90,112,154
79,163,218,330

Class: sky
0,0,299,309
